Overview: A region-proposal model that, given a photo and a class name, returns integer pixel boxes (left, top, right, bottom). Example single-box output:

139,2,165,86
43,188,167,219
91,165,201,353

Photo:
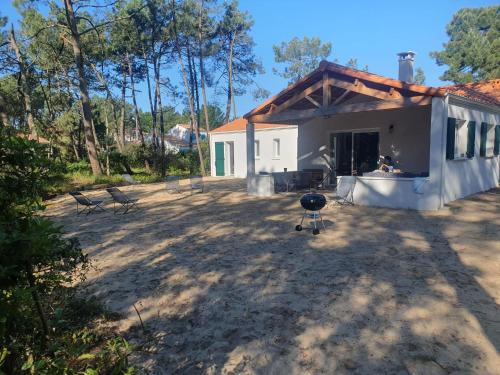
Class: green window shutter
494,125,500,156
466,121,476,158
479,122,488,157
446,117,456,160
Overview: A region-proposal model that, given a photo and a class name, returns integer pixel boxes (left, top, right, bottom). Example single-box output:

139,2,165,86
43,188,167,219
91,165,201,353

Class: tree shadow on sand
48,182,500,374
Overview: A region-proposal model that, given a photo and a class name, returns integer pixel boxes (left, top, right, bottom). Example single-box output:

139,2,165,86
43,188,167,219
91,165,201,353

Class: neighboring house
164,135,191,153
168,124,207,144
210,118,298,178
239,52,499,210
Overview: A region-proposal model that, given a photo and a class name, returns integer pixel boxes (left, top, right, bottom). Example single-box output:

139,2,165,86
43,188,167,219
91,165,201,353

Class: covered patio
244,61,445,210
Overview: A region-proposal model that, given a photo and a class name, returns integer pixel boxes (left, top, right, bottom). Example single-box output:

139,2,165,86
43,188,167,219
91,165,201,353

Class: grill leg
319,211,326,230
313,212,317,229
299,210,306,226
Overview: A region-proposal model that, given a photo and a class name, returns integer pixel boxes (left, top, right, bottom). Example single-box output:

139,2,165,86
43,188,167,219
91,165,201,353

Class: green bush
65,160,92,174
0,131,133,374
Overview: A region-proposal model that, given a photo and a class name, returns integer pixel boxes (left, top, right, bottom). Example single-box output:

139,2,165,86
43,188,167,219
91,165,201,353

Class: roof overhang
244,61,442,124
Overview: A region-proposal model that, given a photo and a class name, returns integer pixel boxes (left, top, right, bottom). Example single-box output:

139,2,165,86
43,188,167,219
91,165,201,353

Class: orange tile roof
210,117,293,133
439,79,500,107
244,61,499,119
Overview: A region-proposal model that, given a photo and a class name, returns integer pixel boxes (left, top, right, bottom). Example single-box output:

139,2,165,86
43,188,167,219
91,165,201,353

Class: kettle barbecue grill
295,193,327,235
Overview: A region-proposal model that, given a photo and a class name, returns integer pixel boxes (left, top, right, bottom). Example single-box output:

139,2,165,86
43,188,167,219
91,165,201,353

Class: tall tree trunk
71,132,80,160
126,53,150,171
187,46,195,150
143,49,158,151
192,55,201,137
9,26,37,140
154,59,166,176
198,11,211,168
90,63,121,148
63,0,102,175
119,66,127,152
172,0,206,176
198,0,211,135
224,35,236,125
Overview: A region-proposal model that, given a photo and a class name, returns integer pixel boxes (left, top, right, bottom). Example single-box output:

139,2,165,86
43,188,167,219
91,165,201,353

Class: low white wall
351,176,432,210
443,99,499,203
210,126,298,178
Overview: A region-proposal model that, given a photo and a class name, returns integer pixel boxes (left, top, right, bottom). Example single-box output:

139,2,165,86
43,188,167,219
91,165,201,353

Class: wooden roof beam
332,88,351,105
328,77,404,101
272,80,324,114
322,71,331,107
247,95,432,123
305,95,321,108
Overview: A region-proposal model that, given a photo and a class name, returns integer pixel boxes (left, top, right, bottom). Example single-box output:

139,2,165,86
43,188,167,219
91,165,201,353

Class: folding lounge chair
106,187,139,214
69,191,105,215
165,176,181,193
190,176,204,193
334,176,356,205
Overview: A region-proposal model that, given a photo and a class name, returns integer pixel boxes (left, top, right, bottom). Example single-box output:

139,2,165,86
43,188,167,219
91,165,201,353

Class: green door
215,142,225,176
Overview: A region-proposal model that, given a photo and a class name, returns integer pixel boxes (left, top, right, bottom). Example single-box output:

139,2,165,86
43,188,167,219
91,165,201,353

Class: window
446,118,475,160
254,140,260,158
480,122,496,157
454,119,468,158
273,138,280,158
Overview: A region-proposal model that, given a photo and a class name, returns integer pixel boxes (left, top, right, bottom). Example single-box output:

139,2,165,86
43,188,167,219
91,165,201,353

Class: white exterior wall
210,126,298,178
297,106,432,175
442,98,500,204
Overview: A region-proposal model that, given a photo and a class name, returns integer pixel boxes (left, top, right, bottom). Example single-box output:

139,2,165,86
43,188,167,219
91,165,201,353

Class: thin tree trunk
172,0,206,176
90,63,121,147
143,49,158,150
154,59,166,176
71,132,80,160
119,66,127,152
198,0,211,135
63,0,102,175
224,35,235,124
187,46,195,150
9,26,37,140
192,55,201,137
126,53,150,171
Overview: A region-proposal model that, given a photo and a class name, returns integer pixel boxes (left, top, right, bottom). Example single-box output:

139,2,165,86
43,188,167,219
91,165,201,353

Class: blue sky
2,0,497,117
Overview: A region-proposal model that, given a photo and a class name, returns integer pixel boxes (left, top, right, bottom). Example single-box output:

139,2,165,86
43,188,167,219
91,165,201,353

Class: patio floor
46,179,500,374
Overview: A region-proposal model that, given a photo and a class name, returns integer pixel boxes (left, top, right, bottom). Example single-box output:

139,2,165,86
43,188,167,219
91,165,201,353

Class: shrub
0,131,133,373
65,160,92,174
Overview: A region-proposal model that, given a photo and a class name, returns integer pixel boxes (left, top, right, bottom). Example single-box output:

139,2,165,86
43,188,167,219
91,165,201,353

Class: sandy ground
46,179,500,375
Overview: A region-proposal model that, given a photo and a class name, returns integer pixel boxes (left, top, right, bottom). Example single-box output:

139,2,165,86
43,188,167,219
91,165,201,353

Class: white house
239,54,499,210
209,118,298,178
168,124,207,144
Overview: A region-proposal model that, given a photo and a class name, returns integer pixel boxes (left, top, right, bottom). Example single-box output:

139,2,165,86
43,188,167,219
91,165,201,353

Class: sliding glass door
353,132,379,175
330,131,379,176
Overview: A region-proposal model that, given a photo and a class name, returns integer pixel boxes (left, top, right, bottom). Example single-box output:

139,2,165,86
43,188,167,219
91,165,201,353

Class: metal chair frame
335,176,357,206
190,176,204,193
166,176,181,193
106,187,139,214
69,192,105,215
